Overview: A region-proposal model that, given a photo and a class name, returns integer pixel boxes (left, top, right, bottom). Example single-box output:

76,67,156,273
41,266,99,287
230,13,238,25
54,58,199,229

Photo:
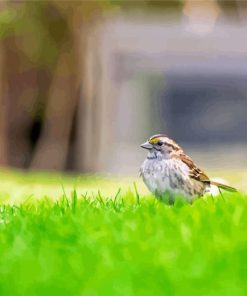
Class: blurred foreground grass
0,169,246,295
0,168,246,203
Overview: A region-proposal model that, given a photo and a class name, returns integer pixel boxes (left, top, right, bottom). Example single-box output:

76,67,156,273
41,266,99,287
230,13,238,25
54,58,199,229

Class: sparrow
140,134,236,203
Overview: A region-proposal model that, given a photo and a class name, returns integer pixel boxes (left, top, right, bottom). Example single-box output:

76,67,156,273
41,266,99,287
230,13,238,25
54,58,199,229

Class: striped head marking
149,134,167,145
149,134,182,152
141,134,183,155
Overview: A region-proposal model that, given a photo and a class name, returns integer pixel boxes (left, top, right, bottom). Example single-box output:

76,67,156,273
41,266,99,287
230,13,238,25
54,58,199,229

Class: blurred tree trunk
74,23,101,172
30,11,82,170
0,0,104,171
0,1,8,166
0,42,7,166
0,1,53,168
4,35,38,168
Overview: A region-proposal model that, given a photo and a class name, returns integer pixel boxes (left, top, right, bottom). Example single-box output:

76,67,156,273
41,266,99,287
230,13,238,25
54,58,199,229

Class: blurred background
0,0,246,174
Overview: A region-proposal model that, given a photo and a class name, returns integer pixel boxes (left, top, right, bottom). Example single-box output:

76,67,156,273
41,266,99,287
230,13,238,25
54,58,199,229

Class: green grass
0,170,246,295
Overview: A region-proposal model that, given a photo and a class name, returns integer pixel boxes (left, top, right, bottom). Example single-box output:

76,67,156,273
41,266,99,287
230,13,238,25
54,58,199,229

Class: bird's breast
141,158,192,196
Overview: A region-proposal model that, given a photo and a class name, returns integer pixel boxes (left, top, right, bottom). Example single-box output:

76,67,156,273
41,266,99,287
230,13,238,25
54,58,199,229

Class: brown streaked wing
180,153,210,184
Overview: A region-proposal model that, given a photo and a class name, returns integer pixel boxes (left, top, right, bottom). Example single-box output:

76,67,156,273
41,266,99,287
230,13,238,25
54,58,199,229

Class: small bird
140,134,237,203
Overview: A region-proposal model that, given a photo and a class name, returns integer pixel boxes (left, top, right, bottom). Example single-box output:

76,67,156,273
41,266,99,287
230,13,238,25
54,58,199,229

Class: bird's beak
140,141,153,150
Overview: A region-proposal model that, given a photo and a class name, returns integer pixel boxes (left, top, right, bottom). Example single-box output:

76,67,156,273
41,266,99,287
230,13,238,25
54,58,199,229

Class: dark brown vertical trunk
4,36,37,168
31,15,81,170
0,42,8,166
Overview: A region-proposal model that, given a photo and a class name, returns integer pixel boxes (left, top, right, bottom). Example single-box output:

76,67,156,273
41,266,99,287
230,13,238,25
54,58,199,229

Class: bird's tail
210,181,237,192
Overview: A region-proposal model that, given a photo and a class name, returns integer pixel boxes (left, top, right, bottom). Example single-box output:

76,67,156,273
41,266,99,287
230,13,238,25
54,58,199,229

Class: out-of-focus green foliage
0,1,109,67
0,0,184,69
109,0,182,10
0,8,17,38
0,2,66,67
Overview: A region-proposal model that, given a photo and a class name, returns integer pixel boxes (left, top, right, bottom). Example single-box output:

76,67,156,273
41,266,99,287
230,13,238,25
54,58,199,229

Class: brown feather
180,153,237,192
179,153,210,184
210,181,237,192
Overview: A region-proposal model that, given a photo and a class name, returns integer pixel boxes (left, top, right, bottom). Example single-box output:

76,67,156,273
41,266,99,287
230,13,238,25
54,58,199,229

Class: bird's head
141,134,183,158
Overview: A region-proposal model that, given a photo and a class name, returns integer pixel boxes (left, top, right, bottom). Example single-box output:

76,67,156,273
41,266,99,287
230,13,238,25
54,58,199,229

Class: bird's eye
157,141,163,146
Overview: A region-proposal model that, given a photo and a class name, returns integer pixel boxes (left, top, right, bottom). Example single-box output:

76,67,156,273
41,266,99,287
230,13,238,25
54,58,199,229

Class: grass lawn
0,169,246,295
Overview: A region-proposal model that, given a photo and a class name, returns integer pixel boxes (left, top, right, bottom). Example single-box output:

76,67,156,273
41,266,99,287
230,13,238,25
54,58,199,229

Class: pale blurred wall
76,1,247,174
